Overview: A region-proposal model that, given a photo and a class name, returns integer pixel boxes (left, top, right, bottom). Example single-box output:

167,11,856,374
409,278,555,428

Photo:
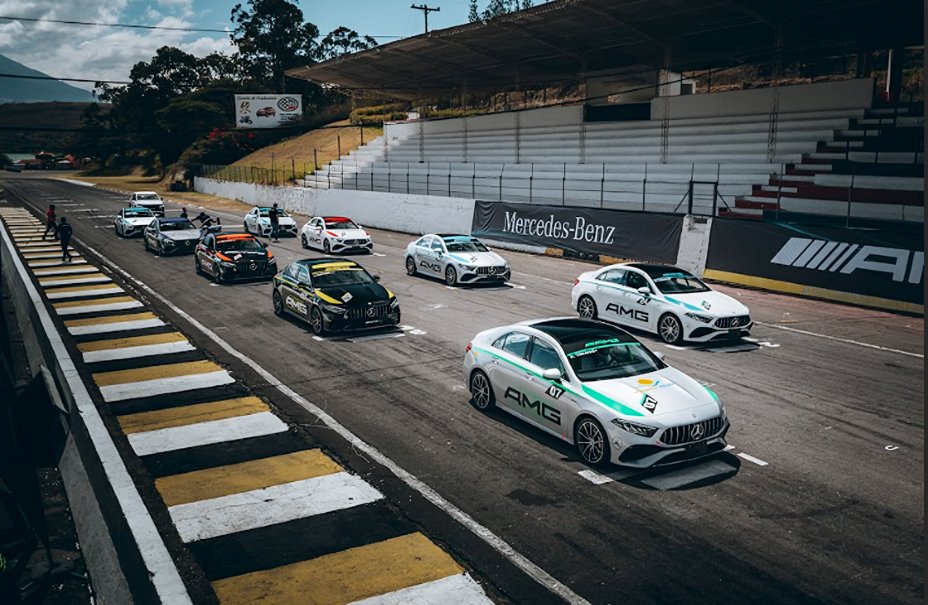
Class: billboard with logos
235,94,302,129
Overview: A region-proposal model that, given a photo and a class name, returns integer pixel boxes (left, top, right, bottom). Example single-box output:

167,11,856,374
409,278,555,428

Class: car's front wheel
309,306,325,335
469,370,495,411
243,221,249,234
445,265,457,286
405,256,417,276
272,289,283,316
658,313,683,345
194,257,203,275
143,237,150,252
300,234,309,249
213,265,225,284
323,240,331,254
577,295,597,319
575,416,610,467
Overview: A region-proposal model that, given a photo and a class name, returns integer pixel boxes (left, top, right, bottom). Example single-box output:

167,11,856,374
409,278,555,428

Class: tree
230,0,319,91
154,99,229,170
479,0,530,20
317,27,377,62
468,0,479,22
0,153,10,168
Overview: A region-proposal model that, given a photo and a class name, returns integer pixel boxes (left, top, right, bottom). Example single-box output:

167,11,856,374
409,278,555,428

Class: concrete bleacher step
734,196,778,210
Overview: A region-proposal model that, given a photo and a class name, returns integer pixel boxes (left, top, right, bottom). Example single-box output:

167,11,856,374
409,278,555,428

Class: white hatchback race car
464,317,729,468
243,206,298,237
114,206,156,237
571,263,752,344
300,216,373,254
405,234,510,286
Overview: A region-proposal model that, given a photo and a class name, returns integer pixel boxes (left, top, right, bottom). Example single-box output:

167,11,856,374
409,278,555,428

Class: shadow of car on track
473,401,741,491
604,322,761,354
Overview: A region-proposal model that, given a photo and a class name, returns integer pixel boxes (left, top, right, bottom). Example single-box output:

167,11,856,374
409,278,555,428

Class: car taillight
573,278,579,286
465,341,472,354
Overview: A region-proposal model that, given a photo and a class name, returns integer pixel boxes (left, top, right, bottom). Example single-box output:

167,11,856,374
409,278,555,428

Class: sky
0,0,478,91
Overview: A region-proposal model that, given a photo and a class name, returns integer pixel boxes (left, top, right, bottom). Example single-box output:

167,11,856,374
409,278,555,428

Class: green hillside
0,102,97,154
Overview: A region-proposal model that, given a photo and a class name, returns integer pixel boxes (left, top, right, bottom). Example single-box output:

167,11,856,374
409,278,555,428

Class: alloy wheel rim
579,298,594,318
578,420,604,463
406,258,415,274
446,267,455,285
311,309,322,331
661,317,679,342
273,292,281,313
472,374,490,408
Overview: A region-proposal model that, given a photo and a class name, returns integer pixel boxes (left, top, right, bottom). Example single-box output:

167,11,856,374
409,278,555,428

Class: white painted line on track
128,411,287,456
46,286,123,299
98,370,235,402
29,259,88,268
169,471,383,542
372,252,387,257
756,321,922,359
39,275,112,287
737,453,769,467
85,244,593,605
33,266,99,276
68,318,165,336
665,344,687,350
512,271,573,286
578,469,614,485
57,301,144,316
347,573,492,605
724,445,736,451
83,340,195,363
505,282,527,289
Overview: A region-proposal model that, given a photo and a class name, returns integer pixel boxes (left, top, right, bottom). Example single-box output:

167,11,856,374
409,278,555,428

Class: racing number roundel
277,97,299,112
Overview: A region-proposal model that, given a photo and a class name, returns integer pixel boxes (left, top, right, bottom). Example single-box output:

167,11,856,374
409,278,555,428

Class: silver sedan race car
405,234,510,286
464,318,729,468
300,216,373,254
572,263,752,344
114,206,156,237
243,206,298,237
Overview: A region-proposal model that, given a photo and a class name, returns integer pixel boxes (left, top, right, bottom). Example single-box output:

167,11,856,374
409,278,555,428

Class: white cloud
0,0,230,91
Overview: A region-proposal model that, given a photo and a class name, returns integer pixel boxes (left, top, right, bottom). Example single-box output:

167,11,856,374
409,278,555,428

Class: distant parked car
256,107,276,117
128,191,165,216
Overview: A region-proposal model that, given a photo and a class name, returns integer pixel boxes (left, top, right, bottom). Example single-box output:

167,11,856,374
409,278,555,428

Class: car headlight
685,312,713,323
461,264,476,271
611,418,658,437
389,297,399,309
323,304,347,316
163,239,175,246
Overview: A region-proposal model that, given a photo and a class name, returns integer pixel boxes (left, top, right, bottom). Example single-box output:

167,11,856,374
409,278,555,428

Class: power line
0,72,127,85
0,15,228,33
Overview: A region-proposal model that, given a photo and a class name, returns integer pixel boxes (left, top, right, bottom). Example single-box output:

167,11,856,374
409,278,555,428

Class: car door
245,209,255,233
197,234,214,275
520,336,571,435
591,269,627,324
309,218,324,248
412,237,430,268
115,209,124,234
622,270,658,331
427,238,446,276
486,331,533,416
144,221,157,248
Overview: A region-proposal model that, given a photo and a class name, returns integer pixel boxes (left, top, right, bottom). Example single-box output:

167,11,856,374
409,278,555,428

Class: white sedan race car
405,234,510,286
300,216,373,254
243,206,298,237
571,263,752,344
114,206,156,237
464,318,729,467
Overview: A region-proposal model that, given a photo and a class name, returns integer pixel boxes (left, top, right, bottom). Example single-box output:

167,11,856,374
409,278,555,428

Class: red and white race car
300,216,373,254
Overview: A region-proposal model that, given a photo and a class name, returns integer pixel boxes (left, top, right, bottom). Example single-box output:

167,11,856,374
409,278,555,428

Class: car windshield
326,219,357,230
566,340,664,381
136,194,160,200
125,208,153,217
444,238,489,253
160,220,195,231
217,238,264,252
258,209,288,217
310,264,374,287
635,265,709,294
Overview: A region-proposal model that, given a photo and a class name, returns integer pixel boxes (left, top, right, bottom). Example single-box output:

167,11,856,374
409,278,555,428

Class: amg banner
706,219,924,304
471,201,683,263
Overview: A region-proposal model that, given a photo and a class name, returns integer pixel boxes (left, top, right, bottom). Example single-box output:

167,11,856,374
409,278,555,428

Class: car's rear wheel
309,306,325,335
114,225,121,237
658,313,683,345
577,295,597,319
243,221,249,234
213,265,224,284
469,370,495,411
300,234,309,249
194,257,203,275
575,417,610,467
405,256,417,276
272,289,283,316
445,265,457,286
323,240,331,254
143,237,150,252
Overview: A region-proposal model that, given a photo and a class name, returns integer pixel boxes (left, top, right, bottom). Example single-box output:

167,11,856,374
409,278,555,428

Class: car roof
624,262,682,274
528,318,638,348
215,232,256,241
435,233,470,239
159,217,191,224
321,216,352,222
133,191,159,195
295,257,358,268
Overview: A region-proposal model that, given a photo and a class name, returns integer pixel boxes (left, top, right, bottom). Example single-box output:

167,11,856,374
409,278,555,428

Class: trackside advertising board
471,201,683,263
235,94,302,129
705,219,924,305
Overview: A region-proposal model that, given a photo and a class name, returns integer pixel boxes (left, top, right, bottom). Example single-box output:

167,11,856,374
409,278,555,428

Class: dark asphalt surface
3,175,923,605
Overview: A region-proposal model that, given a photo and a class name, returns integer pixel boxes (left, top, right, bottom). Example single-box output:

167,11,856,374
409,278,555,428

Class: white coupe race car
300,216,373,254
243,206,298,237
114,206,156,237
571,263,752,344
464,317,729,468
405,234,510,286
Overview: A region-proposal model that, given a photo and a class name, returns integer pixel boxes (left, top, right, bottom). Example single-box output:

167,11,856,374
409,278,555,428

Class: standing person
180,207,188,219
57,217,73,263
42,204,57,240
268,203,280,242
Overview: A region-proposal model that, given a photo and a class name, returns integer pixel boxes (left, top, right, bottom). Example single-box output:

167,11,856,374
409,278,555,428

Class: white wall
675,215,713,276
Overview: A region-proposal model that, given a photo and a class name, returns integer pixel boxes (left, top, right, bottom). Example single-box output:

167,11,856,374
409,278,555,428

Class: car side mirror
541,368,562,381
637,286,651,296
653,351,665,360
372,275,381,282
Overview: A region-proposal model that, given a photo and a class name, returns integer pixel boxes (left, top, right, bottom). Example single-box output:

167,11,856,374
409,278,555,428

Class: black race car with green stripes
272,259,400,335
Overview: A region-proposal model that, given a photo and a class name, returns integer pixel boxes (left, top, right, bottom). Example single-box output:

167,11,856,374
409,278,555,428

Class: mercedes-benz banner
471,201,683,263
235,94,302,129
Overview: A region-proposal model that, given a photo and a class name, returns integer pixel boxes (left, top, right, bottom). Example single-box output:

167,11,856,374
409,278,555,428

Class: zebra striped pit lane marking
24,252,82,260
39,273,111,287
169,470,383,542
33,266,99,276
211,532,466,605
29,259,88,268
92,360,235,403
348,572,492,605
126,411,287,456
118,396,267,435
156,449,343,507
64,312,165,336
54,296,142,316
18,247,68,254
45,284,124,300
78,332,193,362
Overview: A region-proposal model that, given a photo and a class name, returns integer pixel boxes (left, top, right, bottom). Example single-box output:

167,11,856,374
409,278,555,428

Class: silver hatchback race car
405,234,510,286
463,318,729,468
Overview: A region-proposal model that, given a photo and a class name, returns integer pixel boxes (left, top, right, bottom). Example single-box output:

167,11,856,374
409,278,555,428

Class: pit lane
3,175,922,605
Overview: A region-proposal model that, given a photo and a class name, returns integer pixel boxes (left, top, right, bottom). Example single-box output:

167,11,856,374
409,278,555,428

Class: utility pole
411,4,440,34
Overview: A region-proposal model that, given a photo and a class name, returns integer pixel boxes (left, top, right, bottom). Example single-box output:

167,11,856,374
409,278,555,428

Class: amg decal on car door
503,386,562,425
606,303,649,322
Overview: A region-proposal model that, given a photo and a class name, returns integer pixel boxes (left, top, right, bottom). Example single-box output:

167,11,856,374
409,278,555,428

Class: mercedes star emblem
690,422,704,440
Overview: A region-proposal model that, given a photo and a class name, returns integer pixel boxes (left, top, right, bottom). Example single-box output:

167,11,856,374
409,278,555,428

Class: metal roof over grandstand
287,0,923,99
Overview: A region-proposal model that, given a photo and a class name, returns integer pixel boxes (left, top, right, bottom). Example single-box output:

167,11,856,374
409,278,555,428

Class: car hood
446,251,507,267
661,289,749,317
325,228,369,240
316,282,392,306
222,250,269,261
124,217,155,226
259,216,296,226
582,367,717,418
133,200,163,206
161,229,201,241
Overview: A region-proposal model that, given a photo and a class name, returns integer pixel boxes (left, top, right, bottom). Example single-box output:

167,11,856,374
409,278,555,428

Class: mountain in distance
0,52,96,103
